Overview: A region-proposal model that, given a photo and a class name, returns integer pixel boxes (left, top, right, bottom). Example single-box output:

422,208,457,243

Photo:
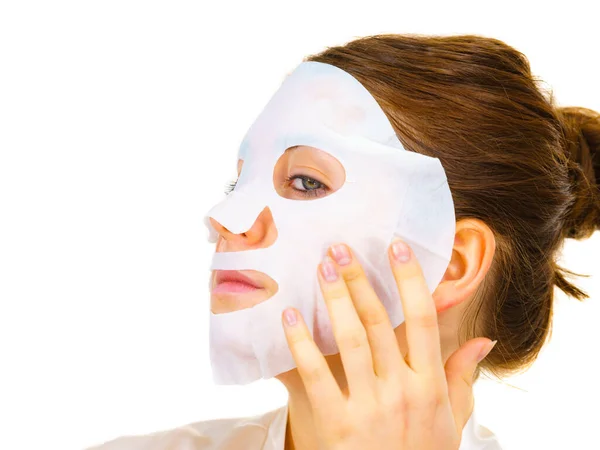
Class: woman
88,33,600,450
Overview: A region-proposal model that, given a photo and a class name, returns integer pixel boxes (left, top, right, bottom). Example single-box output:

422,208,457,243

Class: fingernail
477,340,497,363
391,238,411,263
320,256,338,282
331,244,352,266
284,308,297,326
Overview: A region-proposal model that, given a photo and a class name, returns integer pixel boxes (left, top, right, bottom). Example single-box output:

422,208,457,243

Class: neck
279,353,349,450
283,390,313,450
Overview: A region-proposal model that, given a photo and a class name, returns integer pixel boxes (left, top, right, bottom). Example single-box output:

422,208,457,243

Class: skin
209,146,497,450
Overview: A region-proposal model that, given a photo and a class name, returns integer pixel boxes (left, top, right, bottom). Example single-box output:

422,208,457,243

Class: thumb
445,338,497,430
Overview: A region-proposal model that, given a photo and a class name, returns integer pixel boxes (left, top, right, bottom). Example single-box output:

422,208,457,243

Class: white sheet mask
204,61,456,385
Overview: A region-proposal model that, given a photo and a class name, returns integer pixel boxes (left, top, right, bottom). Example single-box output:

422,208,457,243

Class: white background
1,1,598,449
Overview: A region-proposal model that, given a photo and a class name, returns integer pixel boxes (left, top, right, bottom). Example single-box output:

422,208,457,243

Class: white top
87,403,502,450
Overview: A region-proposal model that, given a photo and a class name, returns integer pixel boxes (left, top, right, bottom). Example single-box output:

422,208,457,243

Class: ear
432,218,495,313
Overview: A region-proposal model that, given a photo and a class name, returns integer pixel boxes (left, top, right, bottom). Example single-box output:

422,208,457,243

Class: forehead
238,62,402,162
237,145,301,171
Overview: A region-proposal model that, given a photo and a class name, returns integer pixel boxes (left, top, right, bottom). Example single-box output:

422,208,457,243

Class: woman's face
209,145,346,314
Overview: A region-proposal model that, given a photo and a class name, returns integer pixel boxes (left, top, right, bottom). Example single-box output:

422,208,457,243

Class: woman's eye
292,176,321,191
286,175,328,197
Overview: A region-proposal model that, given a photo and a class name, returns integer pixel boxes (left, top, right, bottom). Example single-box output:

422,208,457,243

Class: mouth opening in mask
210,269,279,314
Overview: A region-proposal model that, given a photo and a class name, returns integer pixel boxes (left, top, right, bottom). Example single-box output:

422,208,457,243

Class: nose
210,207,277,251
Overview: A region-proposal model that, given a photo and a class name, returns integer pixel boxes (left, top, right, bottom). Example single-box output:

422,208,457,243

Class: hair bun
557,106,600,239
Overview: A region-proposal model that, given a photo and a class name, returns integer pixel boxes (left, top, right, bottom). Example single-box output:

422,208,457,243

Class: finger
282,307,345,417
318,255,377,399
388,238,444,375
329,243,407,380
445,338,496,430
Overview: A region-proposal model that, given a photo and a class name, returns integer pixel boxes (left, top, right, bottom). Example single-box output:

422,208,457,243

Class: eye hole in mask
273,145,346,200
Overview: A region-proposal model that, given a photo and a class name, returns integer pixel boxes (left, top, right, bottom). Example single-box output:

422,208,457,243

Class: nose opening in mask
208,207,278,251
204,192,279,249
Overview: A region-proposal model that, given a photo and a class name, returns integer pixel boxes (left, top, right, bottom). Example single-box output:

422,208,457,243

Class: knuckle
399,261,424,279
382,391,408,417
288,335,305,347
403,380,430,403
324,286,348,303
408,311,438,329
421,383,446,409
404,383,421,404
341,266,363,283
331,421,353,442
361,409,380,433
338,330,368,351
361,303,388,327
303,365,325,384
287,329,309,346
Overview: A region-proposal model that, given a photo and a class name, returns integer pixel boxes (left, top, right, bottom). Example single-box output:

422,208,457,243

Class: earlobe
432,219,495,313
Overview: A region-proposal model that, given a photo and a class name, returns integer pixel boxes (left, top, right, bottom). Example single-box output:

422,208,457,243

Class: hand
281,239,496,450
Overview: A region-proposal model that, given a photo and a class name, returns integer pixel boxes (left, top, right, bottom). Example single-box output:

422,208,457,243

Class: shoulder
459,411,503,450
85,425,210,450
85,405,288,450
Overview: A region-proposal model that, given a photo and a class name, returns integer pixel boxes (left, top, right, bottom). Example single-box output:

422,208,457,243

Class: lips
212,270,263,294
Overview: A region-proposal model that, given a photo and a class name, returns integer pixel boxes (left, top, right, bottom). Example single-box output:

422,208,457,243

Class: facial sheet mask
204,61,455,385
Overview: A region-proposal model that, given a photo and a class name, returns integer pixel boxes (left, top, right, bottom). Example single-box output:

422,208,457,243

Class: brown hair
305,34,600,377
